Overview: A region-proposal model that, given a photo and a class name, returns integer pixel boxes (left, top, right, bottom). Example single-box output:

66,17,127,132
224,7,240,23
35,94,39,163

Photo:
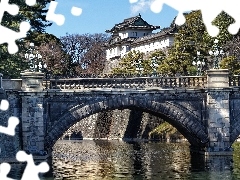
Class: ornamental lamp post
22,43,48,92
24,42,35,72
192,51,205,76
209,39,224,69
25,43,47,72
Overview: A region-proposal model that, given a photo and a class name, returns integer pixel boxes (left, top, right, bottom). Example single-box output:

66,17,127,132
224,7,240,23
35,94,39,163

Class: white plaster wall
119,30,152,39
119,32,128,39
106,49,111,60
106,32,174,60
107,46,123,59
121,46,128,57
130,36,171,54
116,46,121,56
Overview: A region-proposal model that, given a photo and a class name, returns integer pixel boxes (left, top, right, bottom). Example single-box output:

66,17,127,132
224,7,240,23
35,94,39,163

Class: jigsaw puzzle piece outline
0,0,19,21
0,116,19,136
71,6,82,16
0,99,9,111
46,1,65,26
0,163,15,180
0,99,19,136
0,21,31,54
150,0,240,37
150,0,202,26
25,0,36,6
0,0,31,54
16,151,49,180
222,1,240,35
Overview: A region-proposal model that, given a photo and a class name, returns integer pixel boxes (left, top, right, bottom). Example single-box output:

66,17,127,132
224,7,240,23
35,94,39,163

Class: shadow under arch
45,96,208,151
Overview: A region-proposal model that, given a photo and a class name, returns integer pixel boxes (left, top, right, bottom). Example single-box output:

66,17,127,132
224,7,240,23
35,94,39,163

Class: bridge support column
20,72,46,156
206,69,232,155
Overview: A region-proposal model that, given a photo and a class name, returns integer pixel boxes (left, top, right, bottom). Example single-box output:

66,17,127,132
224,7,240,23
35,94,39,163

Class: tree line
1,1,109,78
112,11,240,76
2,4,240,78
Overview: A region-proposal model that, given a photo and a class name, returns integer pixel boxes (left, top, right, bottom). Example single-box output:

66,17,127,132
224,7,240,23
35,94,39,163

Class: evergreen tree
220,56,240,75
148,49,166,74
111,50,144,75
0,0,53,78
112,49,167,75
160,10,238,76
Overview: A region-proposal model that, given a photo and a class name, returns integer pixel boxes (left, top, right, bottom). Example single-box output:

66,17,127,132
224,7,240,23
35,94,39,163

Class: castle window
132,32,137,37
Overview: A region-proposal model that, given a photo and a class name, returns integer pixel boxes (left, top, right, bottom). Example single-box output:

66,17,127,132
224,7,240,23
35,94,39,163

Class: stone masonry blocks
21,95,45,154
207,91,230,151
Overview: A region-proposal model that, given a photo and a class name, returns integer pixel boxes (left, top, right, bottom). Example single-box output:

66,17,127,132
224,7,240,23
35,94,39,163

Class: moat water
8,140,240,180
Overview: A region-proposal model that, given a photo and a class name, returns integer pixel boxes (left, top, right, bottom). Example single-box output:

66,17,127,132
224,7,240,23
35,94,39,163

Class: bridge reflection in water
45,140,236,180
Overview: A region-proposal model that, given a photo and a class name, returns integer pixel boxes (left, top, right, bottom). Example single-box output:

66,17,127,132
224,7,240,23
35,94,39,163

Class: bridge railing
43,75,207,90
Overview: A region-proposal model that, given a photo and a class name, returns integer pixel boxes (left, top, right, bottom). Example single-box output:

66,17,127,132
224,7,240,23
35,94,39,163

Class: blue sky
46,0,178,38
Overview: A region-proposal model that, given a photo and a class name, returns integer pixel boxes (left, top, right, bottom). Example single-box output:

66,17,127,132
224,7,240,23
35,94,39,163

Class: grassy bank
149,122,185,141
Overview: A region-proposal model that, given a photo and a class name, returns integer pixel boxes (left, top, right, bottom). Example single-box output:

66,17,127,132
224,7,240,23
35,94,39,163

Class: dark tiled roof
131,26,177,45
104,36,136,47
106,14,160,33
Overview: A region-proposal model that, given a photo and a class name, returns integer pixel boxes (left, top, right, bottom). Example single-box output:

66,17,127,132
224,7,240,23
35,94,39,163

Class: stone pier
205,69,232,156
20,71,46,155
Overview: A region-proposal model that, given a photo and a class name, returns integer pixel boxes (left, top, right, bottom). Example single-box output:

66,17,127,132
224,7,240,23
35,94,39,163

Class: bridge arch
45,95,208,151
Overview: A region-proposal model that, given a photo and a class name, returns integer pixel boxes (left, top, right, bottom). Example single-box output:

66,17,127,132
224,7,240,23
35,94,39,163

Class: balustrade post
20,71,44,91
207,69,229,88
175,77,179,87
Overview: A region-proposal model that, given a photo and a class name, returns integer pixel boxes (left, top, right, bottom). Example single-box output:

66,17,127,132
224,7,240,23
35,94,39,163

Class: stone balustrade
2,79,22,90
229,75,240,87
43,76,207,90
2,74,240,91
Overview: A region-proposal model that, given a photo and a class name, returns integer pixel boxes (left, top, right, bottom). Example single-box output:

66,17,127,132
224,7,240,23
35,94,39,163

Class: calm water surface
8,140,240,179
40,140,240,180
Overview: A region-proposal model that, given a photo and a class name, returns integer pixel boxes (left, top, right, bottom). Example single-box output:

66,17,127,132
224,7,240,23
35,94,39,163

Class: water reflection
51,140,192,179
6,140,240,179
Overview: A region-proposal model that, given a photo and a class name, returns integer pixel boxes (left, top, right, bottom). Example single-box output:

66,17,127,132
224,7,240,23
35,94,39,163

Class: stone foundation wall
62,109,165,140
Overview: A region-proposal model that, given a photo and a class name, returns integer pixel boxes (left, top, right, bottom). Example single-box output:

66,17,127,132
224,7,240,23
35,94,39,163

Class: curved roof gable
106,14,160,33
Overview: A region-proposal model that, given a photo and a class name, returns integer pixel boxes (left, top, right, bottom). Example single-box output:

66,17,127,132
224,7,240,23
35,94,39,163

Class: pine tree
111,50,144,75
160,10,238,76
0,0,53,78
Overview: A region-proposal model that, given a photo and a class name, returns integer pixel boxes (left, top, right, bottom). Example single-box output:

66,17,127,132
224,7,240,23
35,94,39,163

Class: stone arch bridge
1,69,240,158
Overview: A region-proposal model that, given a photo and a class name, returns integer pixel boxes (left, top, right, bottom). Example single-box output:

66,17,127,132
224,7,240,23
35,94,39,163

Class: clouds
129,0,139,3
130,0,153,15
